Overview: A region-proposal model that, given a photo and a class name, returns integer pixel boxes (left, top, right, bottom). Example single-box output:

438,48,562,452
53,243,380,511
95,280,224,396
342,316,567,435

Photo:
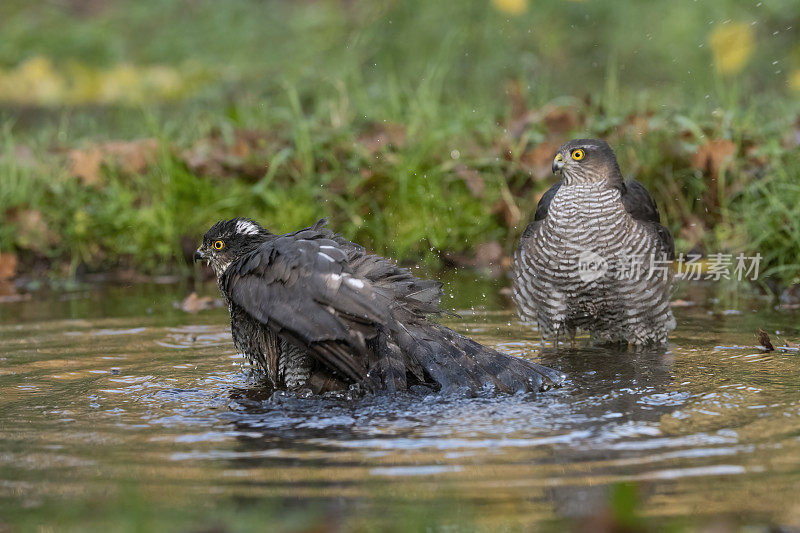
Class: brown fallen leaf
519,141,560,180
507,112,535,140
68,147,103,185
180,292,221,314
0,253,17,281
182,129,278,180
356,123,407,154
6,208,60,253
100,138,159,174
690,139,736,178
621,111,656,138
670,299,696,307
543,107,578,137
454,165,485,198
757,329,775,352
68,138,160,186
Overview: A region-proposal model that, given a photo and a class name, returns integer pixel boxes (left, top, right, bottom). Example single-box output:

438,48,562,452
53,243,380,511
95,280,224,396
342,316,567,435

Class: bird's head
551,138,624,189
194,218,270,277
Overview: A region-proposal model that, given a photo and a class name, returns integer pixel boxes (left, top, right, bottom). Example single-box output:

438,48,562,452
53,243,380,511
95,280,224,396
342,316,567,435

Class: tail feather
459,333,564,392
389,323,482,394
375,332,408,393
384,320,560,395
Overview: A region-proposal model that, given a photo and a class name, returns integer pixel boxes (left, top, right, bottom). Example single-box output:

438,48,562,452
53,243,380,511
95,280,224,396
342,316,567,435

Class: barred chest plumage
513,183,675,346
540,184,632,262
226,298,313,389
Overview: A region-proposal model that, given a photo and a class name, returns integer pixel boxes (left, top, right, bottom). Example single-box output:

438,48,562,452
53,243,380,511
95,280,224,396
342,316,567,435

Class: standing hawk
512,139,675,346
194,218,563,395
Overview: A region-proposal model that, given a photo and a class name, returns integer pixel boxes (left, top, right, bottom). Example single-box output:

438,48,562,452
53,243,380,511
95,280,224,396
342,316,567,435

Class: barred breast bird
194,218,563,395
512,139,675,347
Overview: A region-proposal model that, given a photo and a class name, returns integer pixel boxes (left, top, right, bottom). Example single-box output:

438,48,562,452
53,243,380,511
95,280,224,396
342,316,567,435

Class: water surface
1,279,799,530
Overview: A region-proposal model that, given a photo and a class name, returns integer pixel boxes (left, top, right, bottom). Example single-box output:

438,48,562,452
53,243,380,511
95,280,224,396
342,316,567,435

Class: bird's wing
533,181,561,222
348,253,444,316
222,232,390,382
621,179,661,223
622,179,675,260
290,219,444,316
518,181,561,238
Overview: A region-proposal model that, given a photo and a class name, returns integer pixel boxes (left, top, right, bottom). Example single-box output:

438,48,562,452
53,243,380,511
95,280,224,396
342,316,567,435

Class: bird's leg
538,320,556,349
568,328,577,348
542,332,558,349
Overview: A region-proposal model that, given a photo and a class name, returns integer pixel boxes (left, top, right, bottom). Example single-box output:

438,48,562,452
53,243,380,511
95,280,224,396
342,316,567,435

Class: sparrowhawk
195,218,564,395
512,139,675,347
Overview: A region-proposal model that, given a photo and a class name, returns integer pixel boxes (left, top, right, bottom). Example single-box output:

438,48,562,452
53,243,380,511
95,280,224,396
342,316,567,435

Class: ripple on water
2,284,800,526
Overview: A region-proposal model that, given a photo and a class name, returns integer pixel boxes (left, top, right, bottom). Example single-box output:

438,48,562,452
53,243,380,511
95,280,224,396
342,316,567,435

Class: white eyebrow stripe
235,220,260,235
318,252,335,262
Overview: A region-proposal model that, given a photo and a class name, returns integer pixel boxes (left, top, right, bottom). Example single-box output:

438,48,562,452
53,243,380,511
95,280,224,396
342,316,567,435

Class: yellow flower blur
0,56,203,105
491,0,528,15
790,70,800,92
709,23,754,76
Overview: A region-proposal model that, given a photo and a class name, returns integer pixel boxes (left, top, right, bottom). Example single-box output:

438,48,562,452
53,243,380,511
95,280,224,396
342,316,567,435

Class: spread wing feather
289,219,445,316
222,233,390,382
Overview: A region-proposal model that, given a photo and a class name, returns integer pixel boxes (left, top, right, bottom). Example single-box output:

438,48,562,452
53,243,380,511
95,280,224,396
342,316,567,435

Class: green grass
0,480,749,532
0,0,799,286
0,491,473,533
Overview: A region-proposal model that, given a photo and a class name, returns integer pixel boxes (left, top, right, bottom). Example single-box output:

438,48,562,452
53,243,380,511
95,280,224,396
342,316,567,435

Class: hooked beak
193,249,207,263
552,153,565,175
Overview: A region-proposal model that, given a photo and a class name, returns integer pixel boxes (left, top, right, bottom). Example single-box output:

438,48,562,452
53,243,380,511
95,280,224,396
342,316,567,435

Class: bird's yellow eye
213,240,224,250
571,149,585,161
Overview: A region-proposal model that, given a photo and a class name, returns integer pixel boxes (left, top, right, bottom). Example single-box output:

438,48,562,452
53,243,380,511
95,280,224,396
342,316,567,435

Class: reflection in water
1,282,800,528
536,347,677,518
216,346,682,519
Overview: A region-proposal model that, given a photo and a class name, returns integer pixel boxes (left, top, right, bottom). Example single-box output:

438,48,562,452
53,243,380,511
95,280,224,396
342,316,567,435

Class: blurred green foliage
0,0,798,285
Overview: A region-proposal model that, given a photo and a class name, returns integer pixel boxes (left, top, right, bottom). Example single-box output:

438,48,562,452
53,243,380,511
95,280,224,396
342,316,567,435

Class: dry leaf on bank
179,292,222,313
0,253,17,281
690,139,736,177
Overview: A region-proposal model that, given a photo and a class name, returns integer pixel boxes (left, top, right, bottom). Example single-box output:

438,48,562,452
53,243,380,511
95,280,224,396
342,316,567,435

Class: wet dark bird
195,218,563,395
512,139,675,346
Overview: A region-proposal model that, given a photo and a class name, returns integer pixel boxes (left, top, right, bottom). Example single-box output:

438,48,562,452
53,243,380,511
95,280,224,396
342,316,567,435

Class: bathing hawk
195,218,563,395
